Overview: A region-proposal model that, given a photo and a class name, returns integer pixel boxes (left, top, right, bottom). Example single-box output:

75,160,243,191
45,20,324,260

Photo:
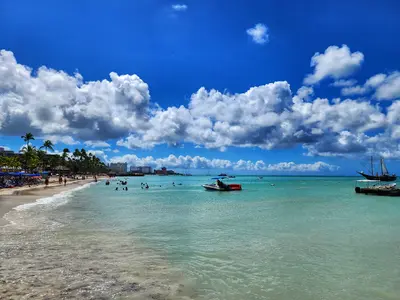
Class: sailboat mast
371,156,374,175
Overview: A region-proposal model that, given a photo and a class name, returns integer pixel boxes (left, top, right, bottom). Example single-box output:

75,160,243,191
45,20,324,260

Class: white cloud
109,154,338,172
340,74,382,96
113,149,120,153
172,4,187,11
304,45,364,85
375,72,400,100
341,85,368,96
340,72,399,100
0,145,11,151
0,50,150,141
366,73,387,88
2,48,400,159
87,150,108,163
117,134,158,149
246,23,269,45
84,140,111,148
42,135,80,145
331,79,357,87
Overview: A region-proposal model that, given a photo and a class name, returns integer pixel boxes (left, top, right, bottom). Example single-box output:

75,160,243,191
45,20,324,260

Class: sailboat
357,157,397,182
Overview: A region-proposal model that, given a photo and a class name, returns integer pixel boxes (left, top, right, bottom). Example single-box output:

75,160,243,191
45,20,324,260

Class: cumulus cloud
340,72,400,100
1,48,400,159
341,85,368,96
0,50,150,142
246,23,269,44
109,154,338,172
375,72,400,100
304,45,364,85
172,4,187,11
331,79,357,87
41,135,80,145
87,150,108,162
84,140,111,148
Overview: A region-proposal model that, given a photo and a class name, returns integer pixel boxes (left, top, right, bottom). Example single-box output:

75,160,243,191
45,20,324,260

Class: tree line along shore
0,132,109,176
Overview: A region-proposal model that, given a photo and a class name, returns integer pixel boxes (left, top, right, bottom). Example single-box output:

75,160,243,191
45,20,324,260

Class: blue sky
1,0,400,175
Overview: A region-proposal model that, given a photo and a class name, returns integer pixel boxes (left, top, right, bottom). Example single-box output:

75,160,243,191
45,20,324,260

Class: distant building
130,166,140,173
155,167,167,175
0,147,16,157
154,167,176,175
109,162,127,174
129,166,152,174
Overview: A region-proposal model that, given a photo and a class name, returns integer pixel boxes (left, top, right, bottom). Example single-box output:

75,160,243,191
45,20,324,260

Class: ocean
1,176,400,299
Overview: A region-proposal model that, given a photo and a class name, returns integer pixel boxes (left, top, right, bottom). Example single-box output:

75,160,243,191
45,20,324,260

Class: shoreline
0,178,104,226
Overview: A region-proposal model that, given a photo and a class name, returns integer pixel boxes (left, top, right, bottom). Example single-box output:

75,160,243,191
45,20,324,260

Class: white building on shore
109,163,127,174
130,166,152,174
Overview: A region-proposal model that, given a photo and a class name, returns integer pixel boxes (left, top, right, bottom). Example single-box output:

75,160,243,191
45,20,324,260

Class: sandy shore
0,177,106,226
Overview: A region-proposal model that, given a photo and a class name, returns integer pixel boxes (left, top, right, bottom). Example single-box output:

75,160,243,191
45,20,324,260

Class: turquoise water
2,176,400,299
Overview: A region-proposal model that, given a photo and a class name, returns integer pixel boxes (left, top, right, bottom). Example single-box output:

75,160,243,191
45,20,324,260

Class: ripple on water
0,226,196,299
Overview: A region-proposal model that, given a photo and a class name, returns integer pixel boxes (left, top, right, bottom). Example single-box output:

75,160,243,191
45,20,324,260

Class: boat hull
355,186,400,196
202,184,242,191
357,172,397,182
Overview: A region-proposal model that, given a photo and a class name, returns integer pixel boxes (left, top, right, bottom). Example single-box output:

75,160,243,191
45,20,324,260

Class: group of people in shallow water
141,182,150,189
108,180,184,191
115,186,128,191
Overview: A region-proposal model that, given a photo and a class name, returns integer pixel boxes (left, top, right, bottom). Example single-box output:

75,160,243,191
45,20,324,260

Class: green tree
40,140,54,153
21,132,35,147
10,156,22,170
37,149,47,171
49,155,62,170
21,145,39,172
62,148,70,166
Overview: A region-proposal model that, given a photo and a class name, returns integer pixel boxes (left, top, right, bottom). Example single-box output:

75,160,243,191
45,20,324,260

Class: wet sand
0,179,102,226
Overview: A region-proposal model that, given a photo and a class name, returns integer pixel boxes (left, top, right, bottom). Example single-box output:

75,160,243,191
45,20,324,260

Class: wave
13,181,98,211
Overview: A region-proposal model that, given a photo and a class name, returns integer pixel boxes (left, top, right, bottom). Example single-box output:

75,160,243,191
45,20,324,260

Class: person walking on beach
45,177,49,186
64,177,67,186
59,176,62,185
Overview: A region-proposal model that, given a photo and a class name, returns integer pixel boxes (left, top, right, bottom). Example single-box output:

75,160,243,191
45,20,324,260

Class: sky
1,0,400,175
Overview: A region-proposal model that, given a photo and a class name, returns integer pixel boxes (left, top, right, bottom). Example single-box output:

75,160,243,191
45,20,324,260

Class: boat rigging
357,157,397,182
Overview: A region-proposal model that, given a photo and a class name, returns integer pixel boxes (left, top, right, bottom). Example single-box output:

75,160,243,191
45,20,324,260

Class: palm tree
71,149,81,174
21,145,39,172
72,149,81,159
21,132,35,147
40,140,54,153
49,155,62,170
37,149,47,171
61,148,70,166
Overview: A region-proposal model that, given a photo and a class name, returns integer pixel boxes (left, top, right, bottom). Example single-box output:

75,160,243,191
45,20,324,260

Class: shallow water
1,176,400,299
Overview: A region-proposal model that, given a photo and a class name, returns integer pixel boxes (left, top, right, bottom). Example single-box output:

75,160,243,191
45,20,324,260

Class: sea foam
13,181,98,211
